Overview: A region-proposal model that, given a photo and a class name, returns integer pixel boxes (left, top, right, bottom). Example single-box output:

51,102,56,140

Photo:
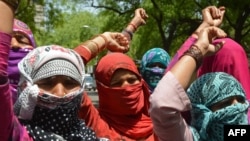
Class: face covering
142,67,165,91
8,48,33,103
36,89,84,110
8,48,33,86
97,81,145,115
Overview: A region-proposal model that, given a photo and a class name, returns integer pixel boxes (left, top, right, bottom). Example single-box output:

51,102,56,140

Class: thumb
213,40,225,52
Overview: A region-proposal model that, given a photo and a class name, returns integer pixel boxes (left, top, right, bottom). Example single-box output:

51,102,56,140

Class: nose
232,98,239,104
11,37,21,49
51,83,67,97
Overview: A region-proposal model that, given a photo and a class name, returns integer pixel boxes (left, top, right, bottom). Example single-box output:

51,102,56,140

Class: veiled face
210,95,245,112
110,69,140,88
35,75,81,97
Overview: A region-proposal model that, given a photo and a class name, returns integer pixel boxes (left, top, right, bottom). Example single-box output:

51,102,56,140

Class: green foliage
21,0,250,61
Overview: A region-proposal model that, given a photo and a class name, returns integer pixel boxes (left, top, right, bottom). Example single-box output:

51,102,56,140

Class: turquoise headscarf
140,48,171,92
187,72,249,141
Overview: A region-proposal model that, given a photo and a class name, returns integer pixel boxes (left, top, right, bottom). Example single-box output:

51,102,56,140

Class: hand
133,8,148,26
103,32,130,53
202,6,225,27
195,26,227,57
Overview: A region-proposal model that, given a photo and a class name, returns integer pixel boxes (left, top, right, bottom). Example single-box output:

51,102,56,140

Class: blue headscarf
140,48,171,92
187,72,249,141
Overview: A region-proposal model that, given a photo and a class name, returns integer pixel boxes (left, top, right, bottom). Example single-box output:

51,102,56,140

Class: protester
74,8,157,140
0,1,130,140
165,5,247,124
8,18,36,103
140,47,171,93
166,6,250,101
197,38,250,100
149,24,249,141
77,53,157,140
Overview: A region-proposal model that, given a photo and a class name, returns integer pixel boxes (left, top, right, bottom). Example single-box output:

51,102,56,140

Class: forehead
12,31,30,40
111,69,138,79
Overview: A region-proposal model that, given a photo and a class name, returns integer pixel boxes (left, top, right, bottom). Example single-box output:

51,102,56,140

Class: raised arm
170,26,227,89
0,0,14,34
149,26,227,141
74,32,130,63
0,0,19,140
166,6,225,72
191,6,225,39
122,8,148,41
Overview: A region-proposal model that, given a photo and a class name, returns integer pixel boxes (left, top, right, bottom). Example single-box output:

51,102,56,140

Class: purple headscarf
8,19,36,103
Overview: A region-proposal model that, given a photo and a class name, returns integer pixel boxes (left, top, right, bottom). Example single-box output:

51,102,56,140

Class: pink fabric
0,32,33,141
149,72,193,141
165,36,250,125
197,38,250,100
166,36,197,72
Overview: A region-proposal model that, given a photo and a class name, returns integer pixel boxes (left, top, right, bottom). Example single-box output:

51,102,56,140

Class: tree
86,0,250,59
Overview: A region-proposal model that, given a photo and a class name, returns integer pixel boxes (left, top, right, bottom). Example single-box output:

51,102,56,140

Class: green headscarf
187,72,249,141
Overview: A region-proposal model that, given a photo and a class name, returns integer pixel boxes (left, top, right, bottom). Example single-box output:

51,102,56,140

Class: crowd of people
0,0,249,141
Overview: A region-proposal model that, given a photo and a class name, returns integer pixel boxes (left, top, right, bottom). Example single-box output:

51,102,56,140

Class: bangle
2,0,20,11
122,29,133,40
89,40,100,54
91,34,108,49
129,23,137,30
182,44,203,67
98,34,108,48
81,40,99,57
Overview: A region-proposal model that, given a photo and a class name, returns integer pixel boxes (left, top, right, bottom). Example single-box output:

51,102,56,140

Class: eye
148,62,166,69
13,33,30,45
64,77,80,87
127,77,139,84
110,80,123,87
35,78,53,90
209,96,245,112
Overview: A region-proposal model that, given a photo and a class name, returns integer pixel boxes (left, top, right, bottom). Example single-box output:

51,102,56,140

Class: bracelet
81,40,99,57
89,40,100,54
129,23,137,30
182,44,203,67
122,29,133,40
1,0,20,11
98,34,108,48
91,34,108,49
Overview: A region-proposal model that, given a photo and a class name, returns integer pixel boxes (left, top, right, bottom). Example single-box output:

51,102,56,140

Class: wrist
192,22,211,38
122,29,133,41
182,44,203,68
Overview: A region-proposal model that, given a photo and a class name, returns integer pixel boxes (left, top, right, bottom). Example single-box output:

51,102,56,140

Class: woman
0,1,130,140
8,18,36,103
140,47,171,93
75,7,156,140
165,5,250,124
13,45,98,140
78,53,157,140
149,24,249,141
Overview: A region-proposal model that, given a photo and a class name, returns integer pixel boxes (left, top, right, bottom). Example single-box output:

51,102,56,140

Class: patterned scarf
14,45,98,140
13,19,36,47
140,48,171,92
187,72,249,141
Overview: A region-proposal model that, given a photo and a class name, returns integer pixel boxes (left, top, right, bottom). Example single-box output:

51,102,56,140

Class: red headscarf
94,52,153,139
198,38,250,100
